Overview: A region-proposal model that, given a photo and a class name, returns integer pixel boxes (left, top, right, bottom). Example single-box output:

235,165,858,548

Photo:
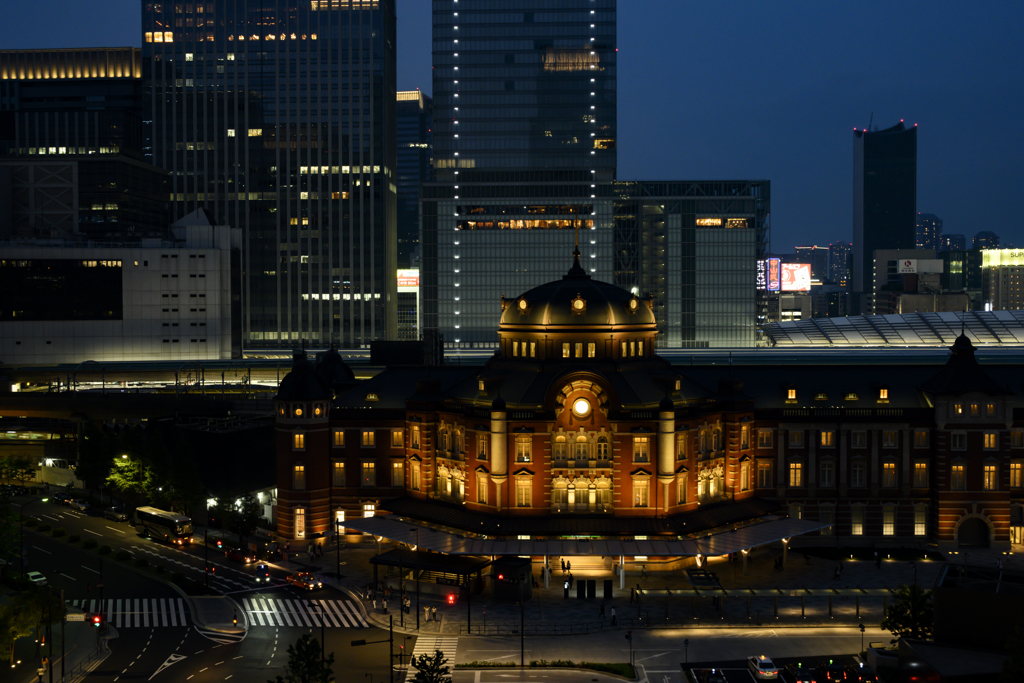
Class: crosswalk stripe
177,599,186,626
335,599,360,628
321,600,348,628
276,599,294,627
63,598,189,628
317,601,340,627
290,599,312,627
115,599,122,628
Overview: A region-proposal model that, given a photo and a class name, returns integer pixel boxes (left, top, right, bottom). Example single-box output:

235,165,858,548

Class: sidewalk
6,599,111,683
263,537,1024,637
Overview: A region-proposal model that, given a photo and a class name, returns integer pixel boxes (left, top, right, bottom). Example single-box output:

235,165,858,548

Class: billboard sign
397,269,419,292
781,263,812,291
766,258,781,291
899,259,916,274
756,259,766,290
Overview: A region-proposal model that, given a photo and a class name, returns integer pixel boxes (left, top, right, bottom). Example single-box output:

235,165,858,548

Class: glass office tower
852,121,917,301
432,0,616,180
396,90,432,268
143,0,397,348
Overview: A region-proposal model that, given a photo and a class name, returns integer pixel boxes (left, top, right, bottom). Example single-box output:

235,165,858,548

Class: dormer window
878,388,889,401
845,393,859,401
954,403,963,415
313,404,324,417
787,388,796,400
814,393,827,401
675,380,681,391
478,380,486,392
294,406,303,417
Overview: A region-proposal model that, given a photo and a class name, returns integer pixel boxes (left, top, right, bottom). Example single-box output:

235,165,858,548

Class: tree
881,583,934,641
105,455,154,506
268,633,334,683
229,494,264,550
411,649,452,683
76,422,116,491
0,587,63,666
0,505,18,565
0,458,35,486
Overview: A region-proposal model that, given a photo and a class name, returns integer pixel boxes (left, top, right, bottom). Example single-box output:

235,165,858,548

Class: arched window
454,429,464,455
712,429,722,451
699,430,708,453
574,435,589,459
440,428,450,452
553,435,567,459
597,437,611,459
551,479,568,511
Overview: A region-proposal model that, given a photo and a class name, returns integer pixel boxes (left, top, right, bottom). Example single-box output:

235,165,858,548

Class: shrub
134,557,149,569
115,550,131,561
68,534,81,543
99,545,112,555
51,527,66,538
82,539,98,550
24,517,38,527
37,523,51,533
154,564,165,573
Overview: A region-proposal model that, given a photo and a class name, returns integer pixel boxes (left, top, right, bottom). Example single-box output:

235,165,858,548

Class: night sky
4,1,1022,251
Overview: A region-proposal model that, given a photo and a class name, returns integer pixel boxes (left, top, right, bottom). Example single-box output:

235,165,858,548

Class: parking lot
683,654,862,683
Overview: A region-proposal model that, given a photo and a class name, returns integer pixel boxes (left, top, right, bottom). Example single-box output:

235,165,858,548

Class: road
9,495,868,682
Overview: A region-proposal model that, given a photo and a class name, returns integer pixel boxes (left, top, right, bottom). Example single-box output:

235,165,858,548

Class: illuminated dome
499,252,656,332
497,250,658,362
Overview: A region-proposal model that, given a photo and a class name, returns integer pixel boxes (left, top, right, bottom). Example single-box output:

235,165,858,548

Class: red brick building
276,256,1024,552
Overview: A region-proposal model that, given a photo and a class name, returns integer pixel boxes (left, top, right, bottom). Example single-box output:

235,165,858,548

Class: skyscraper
916,212,942,251
828,241,852,287
794,245,829,281
939,234,966,252
396,90,432,268
431,0,616,179
852,121,917,301
143,0,397,349
974,231,1000,250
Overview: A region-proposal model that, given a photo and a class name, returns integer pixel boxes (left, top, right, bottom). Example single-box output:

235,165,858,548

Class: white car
747,656,778,680
27,571,47,586
69,499,91,511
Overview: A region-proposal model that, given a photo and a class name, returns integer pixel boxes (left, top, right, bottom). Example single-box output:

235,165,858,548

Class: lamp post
20,497,49,575
410,528,420,631
336,518,342,581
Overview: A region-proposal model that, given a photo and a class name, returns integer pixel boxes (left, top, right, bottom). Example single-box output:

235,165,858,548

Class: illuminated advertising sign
781,263,812,291
982,249,1024,268
696,218,723,227
397,269,419,292
899,259,916,274
766,258,781,291
756,259,766,290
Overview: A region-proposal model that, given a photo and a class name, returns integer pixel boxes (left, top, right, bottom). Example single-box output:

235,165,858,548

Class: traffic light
446,593,456,605
232,611,238,627
625,631,632,641
206,563,216,573
497,573,504,581
92,614,103,628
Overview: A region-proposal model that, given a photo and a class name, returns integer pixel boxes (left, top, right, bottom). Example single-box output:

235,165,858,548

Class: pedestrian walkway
406,636,459,682
69,598,189,629
241,597,369,628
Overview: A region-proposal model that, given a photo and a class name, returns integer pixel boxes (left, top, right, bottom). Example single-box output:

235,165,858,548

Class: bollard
856,595,860,617
801,595,805,618
774,595,778,619
828,596,832,618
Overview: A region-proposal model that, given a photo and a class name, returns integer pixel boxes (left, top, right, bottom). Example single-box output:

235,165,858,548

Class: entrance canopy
342,515,830,558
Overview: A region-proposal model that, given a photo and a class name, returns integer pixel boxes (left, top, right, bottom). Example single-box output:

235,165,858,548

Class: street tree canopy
268,633,334,683
411,649,452,683
880,583,934,641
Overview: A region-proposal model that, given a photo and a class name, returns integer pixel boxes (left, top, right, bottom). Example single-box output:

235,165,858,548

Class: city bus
135,506,194,546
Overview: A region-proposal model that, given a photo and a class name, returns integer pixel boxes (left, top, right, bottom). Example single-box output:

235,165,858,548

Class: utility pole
47,585,53,683
389,614,394,683
60,589,65,683
519,571,525,667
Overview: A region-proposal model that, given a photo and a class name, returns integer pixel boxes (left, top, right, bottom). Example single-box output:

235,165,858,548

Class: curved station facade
275,251,1024,568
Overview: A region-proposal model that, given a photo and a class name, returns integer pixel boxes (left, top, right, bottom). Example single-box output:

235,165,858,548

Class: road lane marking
42,514,61,521
106,526,126,534
84,529,103,536
32,546,52,554
82,565,100,574
60,573,76,581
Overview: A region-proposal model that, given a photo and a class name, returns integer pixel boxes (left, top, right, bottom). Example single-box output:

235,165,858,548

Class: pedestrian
424,606,431,623
834,566,840,580
600,602,605,618
611,607,617,626
640,564,646,579
372,598,377,611
568,572,573,588
431,606,437,622
630,588,634,604
567,560,571,572
561,559,566,573
383,598,388,614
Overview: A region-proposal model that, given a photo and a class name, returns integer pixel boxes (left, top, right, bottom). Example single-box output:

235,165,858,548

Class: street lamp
409,528,420,631
20,496,49,575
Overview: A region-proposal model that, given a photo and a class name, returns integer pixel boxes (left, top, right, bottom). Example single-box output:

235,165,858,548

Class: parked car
254,563,272,584
225,548,256,564
785,663,817,683
817,661,850,681
68,499,91,511
26,571,47,586
104,507,128,522
285,572,322,590
847,663,878,683
51,492,72,505
747,656,779,680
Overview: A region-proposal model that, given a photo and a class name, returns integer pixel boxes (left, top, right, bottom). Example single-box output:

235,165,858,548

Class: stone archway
957,516,991,548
